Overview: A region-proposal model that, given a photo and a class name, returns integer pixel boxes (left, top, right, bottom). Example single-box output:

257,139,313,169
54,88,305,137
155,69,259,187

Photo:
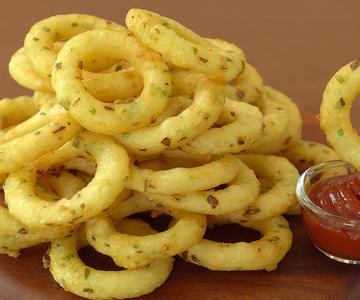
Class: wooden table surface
0,1,359,299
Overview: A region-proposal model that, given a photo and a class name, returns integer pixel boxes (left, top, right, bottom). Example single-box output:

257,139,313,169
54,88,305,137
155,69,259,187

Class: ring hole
258,177,274,194
82,58,144,103
205,223,262,243
79,246,125,271
128,212,173,233
0,189,6,208
35,157,96,201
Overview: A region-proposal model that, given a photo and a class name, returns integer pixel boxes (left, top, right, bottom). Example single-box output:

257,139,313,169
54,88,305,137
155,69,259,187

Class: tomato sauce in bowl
296,160,360,264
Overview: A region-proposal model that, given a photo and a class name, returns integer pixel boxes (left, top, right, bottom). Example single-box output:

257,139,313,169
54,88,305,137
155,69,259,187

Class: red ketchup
304,172,360,260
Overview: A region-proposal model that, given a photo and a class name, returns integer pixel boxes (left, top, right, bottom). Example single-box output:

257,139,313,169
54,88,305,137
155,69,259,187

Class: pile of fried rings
1,8,339,300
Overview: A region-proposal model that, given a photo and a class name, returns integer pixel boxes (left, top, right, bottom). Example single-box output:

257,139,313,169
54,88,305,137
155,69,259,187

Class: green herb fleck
89,107,96,115
335,75,345,84
55,62,62,69
59,99,70,110
199,57,208,63
17,228,28,234
84,268,91,280
337,128,344,136
350,60,360,71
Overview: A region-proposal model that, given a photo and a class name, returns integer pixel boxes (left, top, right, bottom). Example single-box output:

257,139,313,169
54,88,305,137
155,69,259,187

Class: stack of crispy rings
180,215,292,271
129,155,253,217
49,219,173,300
126,9,245,82
86,192,206,269
52,28,172,135
115,76,225,155
4,132,130,228
0,94,81,173
320,60,360,169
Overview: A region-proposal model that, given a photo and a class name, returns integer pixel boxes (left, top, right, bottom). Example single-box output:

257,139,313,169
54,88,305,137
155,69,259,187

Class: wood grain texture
0,1,359,299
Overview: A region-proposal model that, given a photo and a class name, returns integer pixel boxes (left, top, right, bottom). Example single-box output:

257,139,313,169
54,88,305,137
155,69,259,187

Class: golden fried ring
171,68,202,96
53,29,171,135
10,48,144,103
86,192,206,269
146,158,259,215
0,173,76,257
180,216,292,271
224,64,263,103
24,14,122,78
222,154,299,222
49,222,173,300
0,206,74,258
249,85,302,153
0,96,37,131
181,99,263,155
126,154,240,194
4,132,130,228
280,140,339,172
0,112,80,173
9,48,53,92
0,93,64,143
126,9,245,81
116,77,224,155
245,92,290,154
320,60,360,169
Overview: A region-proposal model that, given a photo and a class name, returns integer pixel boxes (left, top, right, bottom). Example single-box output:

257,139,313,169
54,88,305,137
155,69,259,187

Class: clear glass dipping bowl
296,160,360,264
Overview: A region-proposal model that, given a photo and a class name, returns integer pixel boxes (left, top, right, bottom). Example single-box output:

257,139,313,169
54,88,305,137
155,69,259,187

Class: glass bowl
296,160,360,264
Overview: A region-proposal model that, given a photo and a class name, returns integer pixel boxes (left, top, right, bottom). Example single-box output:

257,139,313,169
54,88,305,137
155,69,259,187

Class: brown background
1,0,360,128
0,1,360,300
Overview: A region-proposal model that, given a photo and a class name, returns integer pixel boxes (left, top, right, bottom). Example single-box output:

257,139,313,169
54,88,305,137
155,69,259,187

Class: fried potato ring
126,9,245,81
0,112,80,173
86,192,206,269
9,48,53,92
224,64,263,103
170,69,202,97
0,95,37,130
250,85,302,153
49,222,173,300
218,154,299,222
146,158,259,215
320,60,360,169
0,206,74,258
280,140,339,172
24,14,122,78
245,91,289,154
4,132,130,228
53,28,171,134
0,93,65,142
0,172,77,257
181,99,263,155
10,48,143,102
180,216,292,271
116,77,224,155
126,154,240,194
